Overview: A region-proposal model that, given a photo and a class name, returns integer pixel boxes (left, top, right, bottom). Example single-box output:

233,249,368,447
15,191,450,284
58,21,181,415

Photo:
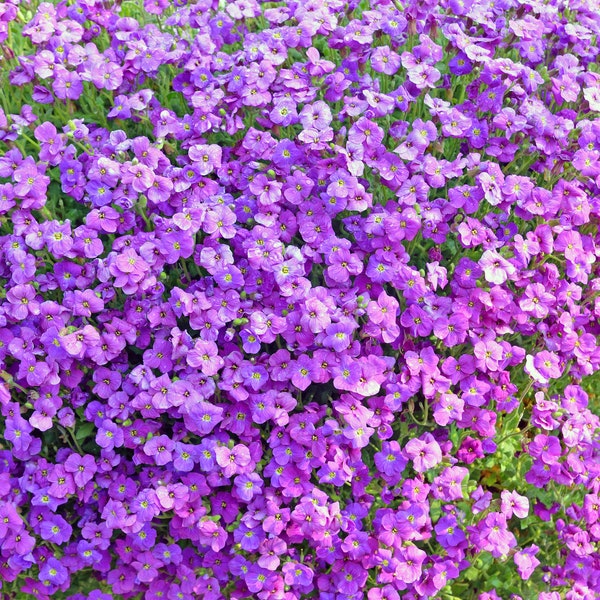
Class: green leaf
75,422,95,441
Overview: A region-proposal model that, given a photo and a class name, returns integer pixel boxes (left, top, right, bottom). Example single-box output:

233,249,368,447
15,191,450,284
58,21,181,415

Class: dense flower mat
0,0,599,598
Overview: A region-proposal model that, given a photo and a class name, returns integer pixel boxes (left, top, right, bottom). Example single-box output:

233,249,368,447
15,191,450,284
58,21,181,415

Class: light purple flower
404,433,443,472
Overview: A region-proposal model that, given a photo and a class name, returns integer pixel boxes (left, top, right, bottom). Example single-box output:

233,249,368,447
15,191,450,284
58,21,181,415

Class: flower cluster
0,0,599,598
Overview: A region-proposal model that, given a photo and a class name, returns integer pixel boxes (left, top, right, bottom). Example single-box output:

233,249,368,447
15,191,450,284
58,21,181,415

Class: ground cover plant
0,0,599,598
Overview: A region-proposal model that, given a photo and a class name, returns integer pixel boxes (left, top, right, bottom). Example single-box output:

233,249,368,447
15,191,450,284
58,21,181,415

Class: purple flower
6,284,40,320
290,354,315,391
408,63,441,88
53,69,83,100
374,441,407,481
102,499,136,530
528,434,562,465
474,340,504,372
477,512,517,558
234,472,263,502
39,557,69,587
479,250,516,284
404,433,443,473
433,466,469,500
371,46,401,75
203,205,236,239
187,340,224,376
501,490,530,519
435,515,466,548
39,513,73,545
0,503,23,538
457,437,484,464
519,283,555,319
395,545,427,583
64,453,97,487
123,163,155,193
299,100,332,131
322,320,355,352
96,419,124,451
282,562,314,587
144,434,175,466
172,442,196,472
433,393,464,426
0,4,598,597
183,401,223,435
514,545,541,580
215,444,251,478
270,99,298,126
525,350,563,384
131,551,161,583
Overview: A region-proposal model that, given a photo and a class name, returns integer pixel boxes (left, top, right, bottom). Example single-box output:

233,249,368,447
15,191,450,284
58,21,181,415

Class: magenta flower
396,545,427,583
404,433,443,473
433,393,464,426
282,561,314,587
457,437,484,464
478,512,517,558
189,144,222,175
501,490,530,519
215,444,251,478
433,466,469,500
187,340,224,376
61,325,100,359
64,453,97,487
519,283,555,319
525,350,563,384
123,163,155,193
143,434,175,466
474,340,504,372
203,205,236,239
514,545,541,580
479,250,516,284
6,284,40,320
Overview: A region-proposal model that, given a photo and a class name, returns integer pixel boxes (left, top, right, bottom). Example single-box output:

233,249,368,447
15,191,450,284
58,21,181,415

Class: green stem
17,131,40,150
0,372,29,395
72,138,95,157
495,424,532,448
179,259,192,284
409,397,430,426
61,425,85,454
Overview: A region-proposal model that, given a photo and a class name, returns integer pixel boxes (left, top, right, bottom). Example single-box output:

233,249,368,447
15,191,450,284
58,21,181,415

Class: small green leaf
75,422,95,441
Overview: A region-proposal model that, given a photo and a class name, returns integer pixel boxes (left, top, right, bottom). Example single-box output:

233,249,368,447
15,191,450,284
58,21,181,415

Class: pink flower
479,250,516,284
395,545,426,583
187,340,224,376
188,144,222,175
501,490,530,519
474,340,504,372
514,545,541,580
404,433,442,472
